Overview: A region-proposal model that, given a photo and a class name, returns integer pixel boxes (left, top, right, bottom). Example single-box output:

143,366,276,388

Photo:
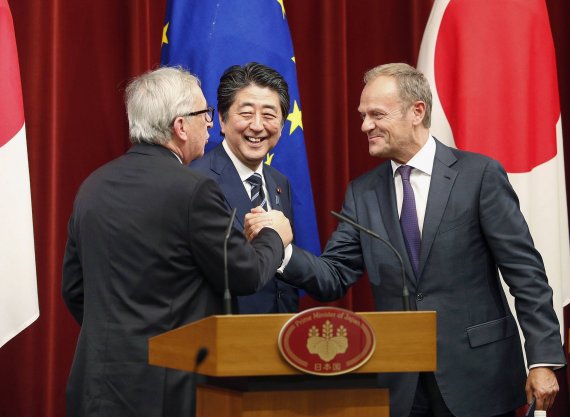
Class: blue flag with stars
161,0,320,256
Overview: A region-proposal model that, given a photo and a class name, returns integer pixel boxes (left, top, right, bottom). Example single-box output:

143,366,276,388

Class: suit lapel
418,140,458,279
210,147,251,230
374,163,418,286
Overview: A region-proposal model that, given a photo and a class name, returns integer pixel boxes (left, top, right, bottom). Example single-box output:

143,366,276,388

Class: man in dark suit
191,63,298,313
61,67,292,417
246,63,565,417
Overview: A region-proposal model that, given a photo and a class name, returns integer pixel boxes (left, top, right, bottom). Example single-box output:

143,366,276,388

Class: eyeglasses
184,106,215,123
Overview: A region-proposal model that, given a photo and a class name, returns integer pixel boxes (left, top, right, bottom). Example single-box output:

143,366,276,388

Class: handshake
244,207,293,247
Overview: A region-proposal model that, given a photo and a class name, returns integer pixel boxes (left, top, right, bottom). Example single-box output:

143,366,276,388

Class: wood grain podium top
149,311,436,377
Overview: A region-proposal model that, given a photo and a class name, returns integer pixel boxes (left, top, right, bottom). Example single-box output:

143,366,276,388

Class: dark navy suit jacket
191,143,298,313
282,139,565,417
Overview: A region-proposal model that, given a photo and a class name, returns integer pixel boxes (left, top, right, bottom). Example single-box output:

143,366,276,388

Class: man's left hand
525,367,559,410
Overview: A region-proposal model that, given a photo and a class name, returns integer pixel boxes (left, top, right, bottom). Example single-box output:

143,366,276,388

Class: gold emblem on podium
278,307,376,376
307,321,348,362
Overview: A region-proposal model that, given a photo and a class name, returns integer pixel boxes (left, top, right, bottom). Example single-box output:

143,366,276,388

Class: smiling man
191,62,298,314
246,62,565,417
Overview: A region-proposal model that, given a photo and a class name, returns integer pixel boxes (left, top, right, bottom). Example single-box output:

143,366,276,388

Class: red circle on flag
278,307,376,376
0,4,25,148
434,0,559,173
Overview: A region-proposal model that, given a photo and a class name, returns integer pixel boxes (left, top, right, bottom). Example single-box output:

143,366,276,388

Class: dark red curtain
0,1,567,416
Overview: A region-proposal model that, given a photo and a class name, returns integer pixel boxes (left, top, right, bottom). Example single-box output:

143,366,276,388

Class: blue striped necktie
246,173,267,210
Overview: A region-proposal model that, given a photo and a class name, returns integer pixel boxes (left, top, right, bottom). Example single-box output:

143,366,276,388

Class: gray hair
125,66,200,145
217,62,290,127
364,63,432,128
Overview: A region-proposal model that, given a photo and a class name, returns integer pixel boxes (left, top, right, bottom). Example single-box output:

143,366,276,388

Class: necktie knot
398,165,413,181
246,172,263,188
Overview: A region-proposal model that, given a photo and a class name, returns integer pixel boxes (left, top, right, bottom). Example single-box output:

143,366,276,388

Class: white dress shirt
222,140,271,209
391,135,436,236
222,141,293,265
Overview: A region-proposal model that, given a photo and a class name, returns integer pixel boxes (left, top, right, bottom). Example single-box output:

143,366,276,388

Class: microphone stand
223,208,237,315
331,211,411,311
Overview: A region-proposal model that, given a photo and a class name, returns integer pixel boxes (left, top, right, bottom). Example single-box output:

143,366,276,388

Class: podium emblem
278,307,376,376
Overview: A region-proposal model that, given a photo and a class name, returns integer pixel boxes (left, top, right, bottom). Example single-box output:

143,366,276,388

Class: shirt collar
222,140,264,182
391,135,436,177
170,150,183,164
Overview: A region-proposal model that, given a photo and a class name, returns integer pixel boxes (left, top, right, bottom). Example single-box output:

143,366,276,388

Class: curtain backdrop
0,1,567,416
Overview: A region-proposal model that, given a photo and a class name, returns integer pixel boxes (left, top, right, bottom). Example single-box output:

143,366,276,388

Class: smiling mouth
245,136,267,143
368,130,386,138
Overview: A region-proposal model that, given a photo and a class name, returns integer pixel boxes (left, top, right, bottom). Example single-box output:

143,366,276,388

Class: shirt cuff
277,244,293,273
528,363,565,371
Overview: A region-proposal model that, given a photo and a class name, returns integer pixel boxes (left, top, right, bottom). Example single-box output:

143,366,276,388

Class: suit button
416,293,424,302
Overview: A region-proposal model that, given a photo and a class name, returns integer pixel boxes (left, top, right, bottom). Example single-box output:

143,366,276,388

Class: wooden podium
149,311,436,417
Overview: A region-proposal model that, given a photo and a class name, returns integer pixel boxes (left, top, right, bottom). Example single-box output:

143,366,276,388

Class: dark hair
217,62,290,125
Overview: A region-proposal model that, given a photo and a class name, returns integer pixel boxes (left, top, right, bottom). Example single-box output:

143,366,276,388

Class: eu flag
161,0,320,256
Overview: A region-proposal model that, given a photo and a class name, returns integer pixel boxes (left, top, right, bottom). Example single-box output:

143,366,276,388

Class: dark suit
62,143,284,417
282,139,565,417
190,143,298,313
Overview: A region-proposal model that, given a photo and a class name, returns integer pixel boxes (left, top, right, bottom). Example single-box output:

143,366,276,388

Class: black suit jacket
62,143,284,417
282,139,565,417
191,143,298,313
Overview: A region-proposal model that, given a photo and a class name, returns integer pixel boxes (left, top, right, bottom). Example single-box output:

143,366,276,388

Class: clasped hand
244,206,293,247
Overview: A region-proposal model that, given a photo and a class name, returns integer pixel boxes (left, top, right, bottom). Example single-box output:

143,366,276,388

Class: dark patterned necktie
246,173,267,210
398,165,421,276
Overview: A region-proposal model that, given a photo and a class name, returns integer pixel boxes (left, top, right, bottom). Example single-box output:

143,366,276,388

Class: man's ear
412,101,426,126
172,117,187,141
218,112,225,136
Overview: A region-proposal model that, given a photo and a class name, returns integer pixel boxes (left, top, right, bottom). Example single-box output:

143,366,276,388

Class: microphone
223,208,237,315
330,211,411,311
189,347,209,417
194,347,209,368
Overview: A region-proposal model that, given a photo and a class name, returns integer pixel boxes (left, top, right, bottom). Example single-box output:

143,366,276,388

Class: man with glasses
191,62,298,314
62,66,292,417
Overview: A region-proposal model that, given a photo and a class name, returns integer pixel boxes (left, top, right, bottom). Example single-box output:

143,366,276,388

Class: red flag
0,0,39,347
417,0,569,340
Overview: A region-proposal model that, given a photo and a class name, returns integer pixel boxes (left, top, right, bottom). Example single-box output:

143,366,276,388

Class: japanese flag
417,0,570,341
0,0,39,348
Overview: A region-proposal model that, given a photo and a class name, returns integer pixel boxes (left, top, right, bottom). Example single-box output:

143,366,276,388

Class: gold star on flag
287,101,303,135
162,22,169,45
276,0,285,18
292,56,296,63
265,153,275,166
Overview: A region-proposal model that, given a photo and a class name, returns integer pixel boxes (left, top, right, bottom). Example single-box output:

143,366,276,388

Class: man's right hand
245,207,293,247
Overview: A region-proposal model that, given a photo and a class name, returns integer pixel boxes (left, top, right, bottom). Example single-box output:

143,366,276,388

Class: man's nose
249,113,264,131
361,116,374,132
